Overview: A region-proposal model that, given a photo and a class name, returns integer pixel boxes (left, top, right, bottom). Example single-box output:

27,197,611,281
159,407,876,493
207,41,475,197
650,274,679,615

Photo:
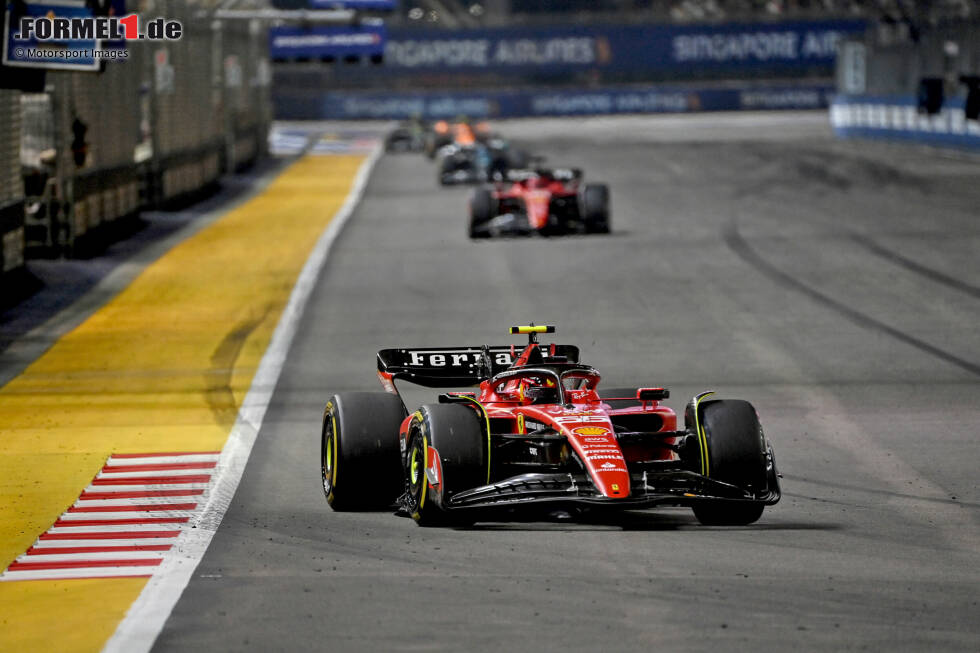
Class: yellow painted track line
0,154,366,653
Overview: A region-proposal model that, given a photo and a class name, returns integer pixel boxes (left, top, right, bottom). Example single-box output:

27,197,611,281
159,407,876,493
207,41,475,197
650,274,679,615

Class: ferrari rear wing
377,344,580,388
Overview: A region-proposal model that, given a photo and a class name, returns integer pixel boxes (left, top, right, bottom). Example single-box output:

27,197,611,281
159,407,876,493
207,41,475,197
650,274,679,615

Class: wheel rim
322,419,335,496
407,435,426,509
409,445,420,485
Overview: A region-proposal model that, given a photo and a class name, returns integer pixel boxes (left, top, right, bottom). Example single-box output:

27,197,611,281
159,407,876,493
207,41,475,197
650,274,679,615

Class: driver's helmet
520,376,559,404
530,175,550,189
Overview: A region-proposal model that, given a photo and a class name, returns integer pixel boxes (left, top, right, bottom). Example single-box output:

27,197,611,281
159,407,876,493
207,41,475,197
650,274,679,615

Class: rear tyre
469,188,495,238
321,392,405,511
582,183,610,234
689,399,768,526
405,404,486,527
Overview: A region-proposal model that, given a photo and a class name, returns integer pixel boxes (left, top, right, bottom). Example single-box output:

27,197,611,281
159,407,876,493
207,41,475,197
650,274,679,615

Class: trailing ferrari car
320,325,781,527
469,168,609,238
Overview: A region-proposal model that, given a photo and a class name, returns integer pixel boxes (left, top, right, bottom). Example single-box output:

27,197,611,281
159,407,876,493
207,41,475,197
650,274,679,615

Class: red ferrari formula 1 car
468,169,610,238
320,326,781,527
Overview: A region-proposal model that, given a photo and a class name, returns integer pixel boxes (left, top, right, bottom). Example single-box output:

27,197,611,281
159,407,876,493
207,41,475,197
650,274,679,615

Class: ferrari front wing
444,469,781,511
470,212,534,237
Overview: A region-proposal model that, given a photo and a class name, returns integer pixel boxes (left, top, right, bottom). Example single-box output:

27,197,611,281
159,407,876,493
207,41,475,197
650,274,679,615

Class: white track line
2,568,159,581
82,484,210,492
96,469,214,479
104,454,220,465
58,511,197,521
79,489,206,496
73,499,200,508
32,538,177,548
20,552,169,562
102,143,383,653
47,524,185,533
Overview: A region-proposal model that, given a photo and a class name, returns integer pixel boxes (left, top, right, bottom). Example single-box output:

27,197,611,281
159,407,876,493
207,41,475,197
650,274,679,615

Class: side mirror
637,388,669,401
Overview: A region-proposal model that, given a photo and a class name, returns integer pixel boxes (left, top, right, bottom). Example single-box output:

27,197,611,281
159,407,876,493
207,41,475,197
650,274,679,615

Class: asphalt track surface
154,113,979,652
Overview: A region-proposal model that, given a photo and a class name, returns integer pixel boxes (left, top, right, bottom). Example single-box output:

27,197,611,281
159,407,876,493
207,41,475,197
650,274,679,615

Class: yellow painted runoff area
0,154,365,653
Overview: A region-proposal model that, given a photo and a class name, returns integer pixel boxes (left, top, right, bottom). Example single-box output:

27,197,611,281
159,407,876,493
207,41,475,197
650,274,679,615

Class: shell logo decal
573,426,609,436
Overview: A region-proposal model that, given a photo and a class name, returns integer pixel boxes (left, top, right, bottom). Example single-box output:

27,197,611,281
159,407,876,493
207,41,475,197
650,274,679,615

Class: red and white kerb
0,452,220,582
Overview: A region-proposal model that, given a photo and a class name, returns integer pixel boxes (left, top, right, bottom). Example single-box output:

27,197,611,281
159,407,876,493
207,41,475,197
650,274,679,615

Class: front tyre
321,392,405,511
688,398,769,526
404,404,486,526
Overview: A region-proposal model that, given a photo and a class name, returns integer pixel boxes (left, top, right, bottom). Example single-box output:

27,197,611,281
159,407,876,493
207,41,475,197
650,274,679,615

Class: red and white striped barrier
1,452,220,582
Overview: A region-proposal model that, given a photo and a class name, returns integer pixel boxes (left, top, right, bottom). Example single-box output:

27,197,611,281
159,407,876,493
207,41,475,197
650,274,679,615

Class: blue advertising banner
270,22,385,59
274,82,835,120
376,20,867,73
3,0,99,71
